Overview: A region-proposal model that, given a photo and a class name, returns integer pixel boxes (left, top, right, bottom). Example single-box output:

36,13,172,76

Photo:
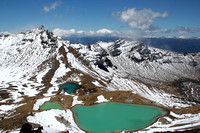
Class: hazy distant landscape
65,36,200,53
141,38,200,53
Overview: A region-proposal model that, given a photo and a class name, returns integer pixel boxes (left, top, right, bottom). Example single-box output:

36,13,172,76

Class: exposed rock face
172,79,200,103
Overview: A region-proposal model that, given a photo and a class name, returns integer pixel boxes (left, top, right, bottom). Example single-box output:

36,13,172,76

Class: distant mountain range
64,36,200,53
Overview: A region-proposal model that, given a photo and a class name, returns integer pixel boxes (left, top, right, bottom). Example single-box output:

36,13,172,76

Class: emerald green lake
72,102,167,133
40,102,62,110
59,83,79,93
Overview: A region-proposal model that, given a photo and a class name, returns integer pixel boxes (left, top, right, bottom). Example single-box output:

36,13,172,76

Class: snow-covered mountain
74,39,200,83
0,26,61,82
1,26,200,132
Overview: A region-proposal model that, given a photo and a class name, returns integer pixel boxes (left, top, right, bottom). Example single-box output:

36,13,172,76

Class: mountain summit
0,27,200,132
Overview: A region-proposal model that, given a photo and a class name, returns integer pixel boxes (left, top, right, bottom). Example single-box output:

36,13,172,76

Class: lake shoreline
71,102,169,133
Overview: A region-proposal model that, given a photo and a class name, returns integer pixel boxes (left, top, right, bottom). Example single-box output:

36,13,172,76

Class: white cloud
0,31,11,35
53,28,119,37
53,28,76,37
96,28,113,34
77,30,84,34
52,28,145,40
116,8,168,30
43,1,61,13
53,27,200,39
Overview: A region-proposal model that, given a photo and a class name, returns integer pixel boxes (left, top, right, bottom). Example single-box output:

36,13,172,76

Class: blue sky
0,0,200,38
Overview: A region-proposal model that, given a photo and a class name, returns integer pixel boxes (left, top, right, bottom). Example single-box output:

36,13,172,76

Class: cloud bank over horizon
52,28,145,39
53,28,120,37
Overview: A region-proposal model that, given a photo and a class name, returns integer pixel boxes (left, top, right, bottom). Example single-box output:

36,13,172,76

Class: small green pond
40,102,62,110
72,102,167,133
59,83,79,93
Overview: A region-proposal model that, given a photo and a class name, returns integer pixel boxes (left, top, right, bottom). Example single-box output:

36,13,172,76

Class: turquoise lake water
72,102,167,133
59,83,79,93
40,102,62,110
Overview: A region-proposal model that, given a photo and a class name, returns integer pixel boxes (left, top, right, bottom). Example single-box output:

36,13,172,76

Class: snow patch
50,55,71,86
72,96,83,106
67,53,89,74
43,87,59,97
96,95,109,103
36,68,51,83
0,103,24,114
33,97,51,110
27,109,84,133
0,68,22,83
92,81,103,87
142,112,200,132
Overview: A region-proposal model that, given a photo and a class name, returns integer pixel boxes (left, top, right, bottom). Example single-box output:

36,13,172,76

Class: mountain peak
18,26,60,48
27,25,47,35
38,25,45,31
